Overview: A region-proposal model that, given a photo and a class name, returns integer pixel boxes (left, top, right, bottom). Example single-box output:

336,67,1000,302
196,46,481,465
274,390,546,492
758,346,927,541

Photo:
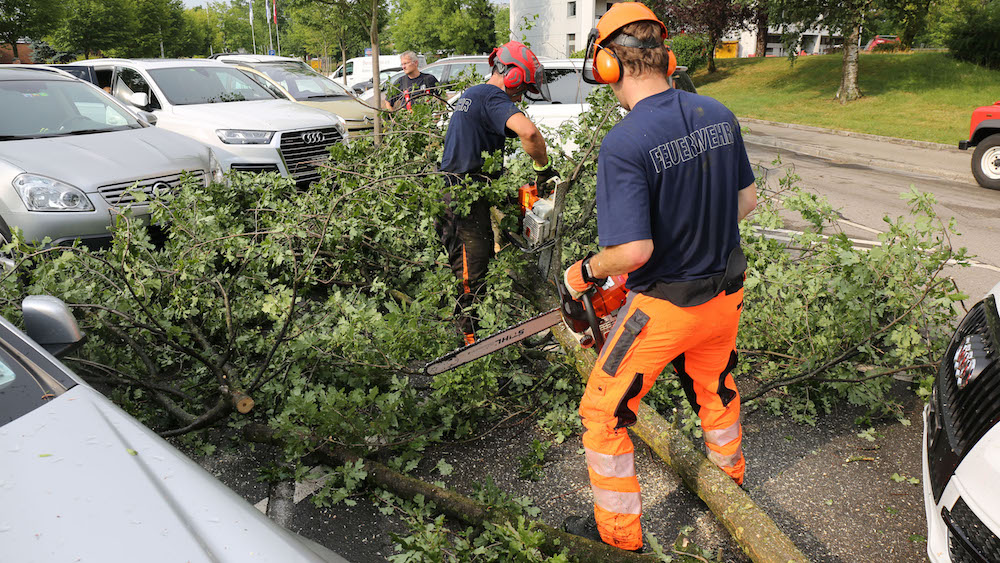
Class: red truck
959,101,1000,190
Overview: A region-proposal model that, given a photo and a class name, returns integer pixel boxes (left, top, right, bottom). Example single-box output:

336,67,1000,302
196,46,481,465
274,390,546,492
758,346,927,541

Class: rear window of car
149,66,276,105
529,67,597,105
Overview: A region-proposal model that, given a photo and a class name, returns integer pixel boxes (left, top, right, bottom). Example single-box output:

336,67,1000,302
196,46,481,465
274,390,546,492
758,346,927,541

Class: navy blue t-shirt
440,84,521,174
596,88,755,292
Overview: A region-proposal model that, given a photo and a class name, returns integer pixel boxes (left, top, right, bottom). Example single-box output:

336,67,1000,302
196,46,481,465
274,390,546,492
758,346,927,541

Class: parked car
0,295,348,562
213,54,374,135
360,55,487,101
441,59,696,151
351,66,403,95
958,101,1000,190
0,67,221,247
922,280,1000,562
328,54,425,92
864,35,901,51
70,59,348,187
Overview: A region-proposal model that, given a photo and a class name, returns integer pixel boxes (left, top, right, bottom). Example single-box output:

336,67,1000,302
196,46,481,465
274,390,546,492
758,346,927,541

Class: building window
567,33,576,54
568,1,576,17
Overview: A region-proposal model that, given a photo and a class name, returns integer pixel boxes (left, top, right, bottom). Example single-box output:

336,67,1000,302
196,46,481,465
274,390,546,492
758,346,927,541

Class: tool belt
642,246,747,308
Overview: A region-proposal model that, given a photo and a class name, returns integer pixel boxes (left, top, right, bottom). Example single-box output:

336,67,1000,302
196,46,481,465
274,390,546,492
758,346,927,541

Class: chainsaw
503,181,558,253
424,273,629,375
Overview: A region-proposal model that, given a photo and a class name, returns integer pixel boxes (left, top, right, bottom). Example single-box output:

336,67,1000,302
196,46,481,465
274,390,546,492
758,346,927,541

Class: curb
738,117,959,152
742,133,976,186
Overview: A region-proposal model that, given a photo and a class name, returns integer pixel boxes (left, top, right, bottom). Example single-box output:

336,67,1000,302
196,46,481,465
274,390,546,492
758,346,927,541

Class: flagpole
249,0,257,54
266,0,274,54
274,0,281,56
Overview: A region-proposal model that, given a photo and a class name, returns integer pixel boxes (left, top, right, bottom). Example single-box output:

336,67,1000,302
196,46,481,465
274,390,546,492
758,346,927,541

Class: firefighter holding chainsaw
438,41,558,345
560,3,758,552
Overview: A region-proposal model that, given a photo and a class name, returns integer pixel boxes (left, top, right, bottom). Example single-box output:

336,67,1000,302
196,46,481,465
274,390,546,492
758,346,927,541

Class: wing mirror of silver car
22,296,86,358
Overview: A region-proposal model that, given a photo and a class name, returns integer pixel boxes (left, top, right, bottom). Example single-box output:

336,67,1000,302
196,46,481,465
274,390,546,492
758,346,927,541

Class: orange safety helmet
582,2,677,85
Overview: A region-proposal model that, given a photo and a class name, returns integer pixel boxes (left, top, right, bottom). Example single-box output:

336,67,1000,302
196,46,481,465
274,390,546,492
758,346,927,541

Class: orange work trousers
579,288,745,551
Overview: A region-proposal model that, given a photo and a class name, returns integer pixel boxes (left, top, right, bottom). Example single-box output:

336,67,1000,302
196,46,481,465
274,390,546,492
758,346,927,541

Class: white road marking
753,226,1000,272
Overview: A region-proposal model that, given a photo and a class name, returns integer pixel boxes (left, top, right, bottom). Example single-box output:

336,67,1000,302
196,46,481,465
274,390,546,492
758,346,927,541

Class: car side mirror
135,109,157,126
22,296,86,358
128,91,149,109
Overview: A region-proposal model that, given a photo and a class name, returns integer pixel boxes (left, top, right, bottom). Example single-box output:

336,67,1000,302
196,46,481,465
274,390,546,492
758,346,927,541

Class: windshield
149,66,277,105
252,62,352,100
0,341,68,426
0,79,141,140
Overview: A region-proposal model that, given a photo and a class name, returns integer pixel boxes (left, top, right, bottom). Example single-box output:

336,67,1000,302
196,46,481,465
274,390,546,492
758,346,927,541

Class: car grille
230,163,280,174
944,497,1000,563
279,127,342,187
98,171,206,208
928,296,1000,501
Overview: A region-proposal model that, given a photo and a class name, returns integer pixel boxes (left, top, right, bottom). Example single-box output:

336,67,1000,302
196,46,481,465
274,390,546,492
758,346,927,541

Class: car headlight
13,174,94,212
335,116,348,141
215,129,275,144
208,150,225,184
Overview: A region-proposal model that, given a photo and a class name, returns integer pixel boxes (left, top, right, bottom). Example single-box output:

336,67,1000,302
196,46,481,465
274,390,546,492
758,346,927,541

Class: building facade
510,0,842,60
510,0,624,59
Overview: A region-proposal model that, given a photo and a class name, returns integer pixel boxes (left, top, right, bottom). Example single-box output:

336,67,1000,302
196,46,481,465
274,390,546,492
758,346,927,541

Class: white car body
922,280,1000,561
70,59,348,187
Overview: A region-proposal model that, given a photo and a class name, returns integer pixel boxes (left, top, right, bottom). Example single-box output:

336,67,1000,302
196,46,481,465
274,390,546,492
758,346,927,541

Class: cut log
242,424,651,562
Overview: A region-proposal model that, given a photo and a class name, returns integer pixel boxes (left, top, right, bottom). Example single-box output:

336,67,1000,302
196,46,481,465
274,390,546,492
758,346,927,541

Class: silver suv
0,67,219,246
71,59,348,187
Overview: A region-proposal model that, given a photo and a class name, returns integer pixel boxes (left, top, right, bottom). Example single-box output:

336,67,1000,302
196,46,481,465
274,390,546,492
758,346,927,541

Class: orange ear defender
582,2,671,85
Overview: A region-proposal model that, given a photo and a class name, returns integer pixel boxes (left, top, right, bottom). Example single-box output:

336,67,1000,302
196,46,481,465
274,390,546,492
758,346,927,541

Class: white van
329,54,426,91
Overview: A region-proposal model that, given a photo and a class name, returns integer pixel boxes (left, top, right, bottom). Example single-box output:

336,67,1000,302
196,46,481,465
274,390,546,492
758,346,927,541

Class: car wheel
971,133,1000,190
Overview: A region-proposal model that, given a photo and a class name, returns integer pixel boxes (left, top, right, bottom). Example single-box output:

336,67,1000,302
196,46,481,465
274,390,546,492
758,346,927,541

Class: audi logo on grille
301,131,326,144
151,181,172,193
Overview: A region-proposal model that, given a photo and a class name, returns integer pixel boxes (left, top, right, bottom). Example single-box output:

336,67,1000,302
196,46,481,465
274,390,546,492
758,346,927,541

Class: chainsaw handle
582,290,604,353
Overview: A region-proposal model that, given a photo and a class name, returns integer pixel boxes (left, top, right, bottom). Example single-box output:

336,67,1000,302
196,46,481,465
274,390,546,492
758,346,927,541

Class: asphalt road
187,126,1000,562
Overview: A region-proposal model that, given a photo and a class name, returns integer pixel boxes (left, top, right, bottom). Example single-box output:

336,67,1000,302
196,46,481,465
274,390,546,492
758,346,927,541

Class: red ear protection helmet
488,41,551,101
582,2,676,85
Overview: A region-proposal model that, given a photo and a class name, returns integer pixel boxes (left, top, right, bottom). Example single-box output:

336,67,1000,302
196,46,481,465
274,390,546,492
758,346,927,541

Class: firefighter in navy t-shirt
560,3,758,553
438,41,556,345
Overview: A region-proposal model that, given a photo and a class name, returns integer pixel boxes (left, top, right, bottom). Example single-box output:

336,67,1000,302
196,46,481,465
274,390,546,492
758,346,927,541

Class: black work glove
533,160,560,189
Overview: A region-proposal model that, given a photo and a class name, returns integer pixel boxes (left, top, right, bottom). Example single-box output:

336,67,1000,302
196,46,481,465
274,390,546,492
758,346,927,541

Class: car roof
71,58,229,69
428,55,489,65
214,54,306,64
0,66,76,81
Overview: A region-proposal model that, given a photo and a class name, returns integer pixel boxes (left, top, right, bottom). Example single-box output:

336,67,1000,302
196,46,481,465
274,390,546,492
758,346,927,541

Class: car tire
971,133,1000,190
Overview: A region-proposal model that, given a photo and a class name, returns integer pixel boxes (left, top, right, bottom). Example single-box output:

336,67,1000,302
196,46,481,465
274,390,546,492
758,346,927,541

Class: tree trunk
707,32,719,73
370,0,382,144
11,42,18,61
755,9,768,57
835,23,862,103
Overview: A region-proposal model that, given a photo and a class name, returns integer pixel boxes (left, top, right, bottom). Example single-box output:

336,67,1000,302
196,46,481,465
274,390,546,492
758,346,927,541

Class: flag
264,0,269,22
249,0,253,20
273,0,278,25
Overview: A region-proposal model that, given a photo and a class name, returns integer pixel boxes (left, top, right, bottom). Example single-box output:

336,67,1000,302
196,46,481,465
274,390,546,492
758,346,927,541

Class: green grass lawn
691,52,1000,145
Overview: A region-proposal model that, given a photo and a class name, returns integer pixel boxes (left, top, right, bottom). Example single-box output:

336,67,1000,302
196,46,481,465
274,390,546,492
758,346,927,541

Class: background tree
390,0,496,55
494,5,511,44
0,0,62,60
285,0,370,75
770,0,888,103
126,0,186,57
653,0,754,73
175,6,214,57
50,0,135,59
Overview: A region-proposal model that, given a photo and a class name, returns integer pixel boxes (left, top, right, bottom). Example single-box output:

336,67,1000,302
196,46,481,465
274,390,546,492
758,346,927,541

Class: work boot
561,514,647,553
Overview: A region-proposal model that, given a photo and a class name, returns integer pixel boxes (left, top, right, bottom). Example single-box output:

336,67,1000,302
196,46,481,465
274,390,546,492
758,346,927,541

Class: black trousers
435,198,494,336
